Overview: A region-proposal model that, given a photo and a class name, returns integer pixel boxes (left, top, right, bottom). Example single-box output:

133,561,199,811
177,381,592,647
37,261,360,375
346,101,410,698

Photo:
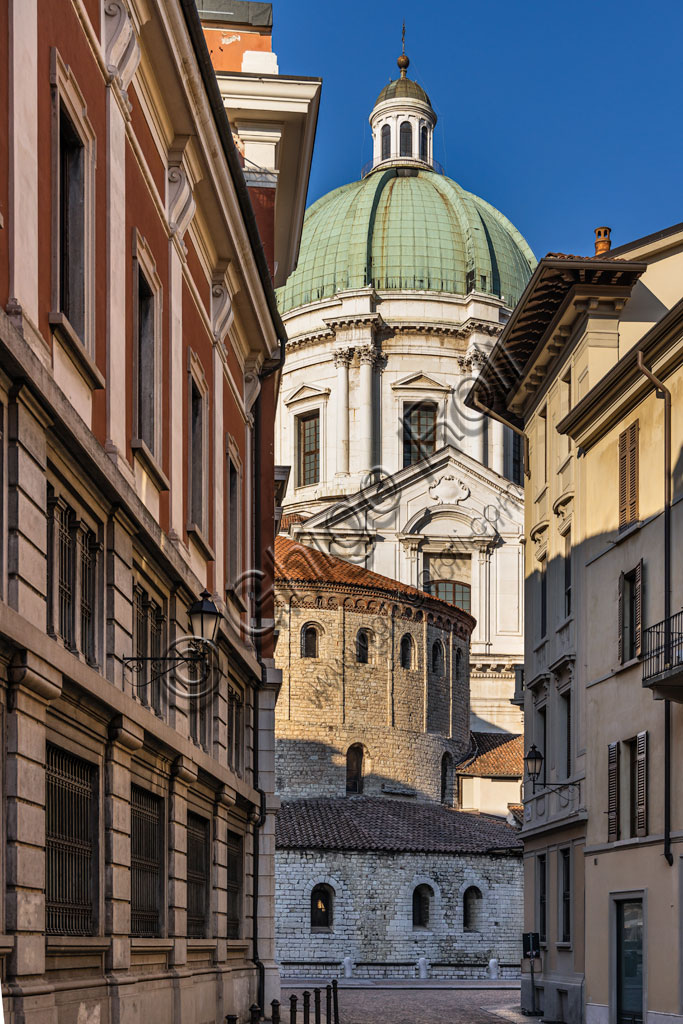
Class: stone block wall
275,849,523,979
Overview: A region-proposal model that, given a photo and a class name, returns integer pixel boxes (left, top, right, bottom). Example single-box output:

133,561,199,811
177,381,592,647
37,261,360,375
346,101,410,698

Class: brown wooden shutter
608,742,619,841
618,429,628,530
635,731,648,837
618,571,625,664
634,559,643,658
628,421,639,526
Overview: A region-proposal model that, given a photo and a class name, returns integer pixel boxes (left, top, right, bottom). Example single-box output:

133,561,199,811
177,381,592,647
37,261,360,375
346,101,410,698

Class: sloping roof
276,797,522,855
507,803,524,827
458,732,523,779
274,536,476,627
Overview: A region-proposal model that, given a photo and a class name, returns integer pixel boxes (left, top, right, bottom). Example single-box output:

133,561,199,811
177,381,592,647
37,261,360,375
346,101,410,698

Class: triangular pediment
390,372,451,394
296,445,523,538
284,383,331,406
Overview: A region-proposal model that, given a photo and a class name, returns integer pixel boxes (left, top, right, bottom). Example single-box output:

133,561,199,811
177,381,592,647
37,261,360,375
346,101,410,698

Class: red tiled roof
275,796,522,855
279,512,307,533
507,803,524,827
274,535,475,626
457,732,523,779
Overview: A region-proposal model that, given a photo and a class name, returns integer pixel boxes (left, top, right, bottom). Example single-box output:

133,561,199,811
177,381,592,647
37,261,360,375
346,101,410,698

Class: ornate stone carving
428,474,471,505
167,163,196,249
357,344,377,365
104,1,141,94
211,278,234,346
333,348,353,368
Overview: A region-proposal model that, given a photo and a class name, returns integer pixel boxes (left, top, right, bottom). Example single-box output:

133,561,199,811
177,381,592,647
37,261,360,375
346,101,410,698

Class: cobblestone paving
281,988,528,1024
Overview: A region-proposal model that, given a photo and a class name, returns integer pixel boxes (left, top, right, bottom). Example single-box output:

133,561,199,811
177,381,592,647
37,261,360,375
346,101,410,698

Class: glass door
617,899,643,1024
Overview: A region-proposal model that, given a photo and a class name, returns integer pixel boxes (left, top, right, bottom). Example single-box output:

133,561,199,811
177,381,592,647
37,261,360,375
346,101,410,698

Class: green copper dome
375,77,431,106
277,168,536,313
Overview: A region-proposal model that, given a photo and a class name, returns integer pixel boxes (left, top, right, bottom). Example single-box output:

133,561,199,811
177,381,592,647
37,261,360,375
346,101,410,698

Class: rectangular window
188,653,210,752
136,269,156,454
131,786,163,937
227,457,239,587
190,379,204,529
512,431,523,485
627,737,638,839
619,561,643,663
226,830,243,940
537,854,547,944
54,499,74,648
538,704,547,787
539,557,547,639
187,812,210,938
132,582,166,715
297,411,320,486
562,689,572,779
227,685,244,776
403,402,437,468
608,740,620,841
59,106,85,339
79,526,96,664
616,899,643,1024
618,421,639,532
560,370,571,459
46,744,97,936
564,531,572,618
560,848,571,943
537,407,548,485
432,580,471,613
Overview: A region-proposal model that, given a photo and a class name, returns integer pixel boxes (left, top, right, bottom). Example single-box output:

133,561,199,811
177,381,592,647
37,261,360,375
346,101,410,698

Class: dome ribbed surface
277,169,536,313
375,77,431,106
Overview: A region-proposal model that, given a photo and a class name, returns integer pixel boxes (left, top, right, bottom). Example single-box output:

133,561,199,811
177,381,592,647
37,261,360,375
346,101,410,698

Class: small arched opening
412,884,433,929
420,125,428,161
346,744,364,794
300,623,320,658
399,121,413,158
463,885,483,932
440,752,453,804
431,640,444,676
311,883,334,931
356,628,370,664
400,634,414,670
381,123,391,160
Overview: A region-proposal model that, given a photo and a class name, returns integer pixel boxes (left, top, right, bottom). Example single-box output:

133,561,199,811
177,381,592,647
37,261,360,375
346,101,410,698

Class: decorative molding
104,1,141,97
333,348,353,368
357,343,378,365
211,274,234,347
428,475,470,506
284,383,331,407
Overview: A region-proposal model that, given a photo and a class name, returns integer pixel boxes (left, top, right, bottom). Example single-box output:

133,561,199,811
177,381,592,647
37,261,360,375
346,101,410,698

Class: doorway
616,898,643,1024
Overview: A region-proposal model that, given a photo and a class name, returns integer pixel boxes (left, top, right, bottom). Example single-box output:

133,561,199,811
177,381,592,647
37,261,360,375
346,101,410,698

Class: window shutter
618,429,628,530
636,731,648,837
628,421,639,526
634,559,643,658
608,742,619,841
618,571,625,664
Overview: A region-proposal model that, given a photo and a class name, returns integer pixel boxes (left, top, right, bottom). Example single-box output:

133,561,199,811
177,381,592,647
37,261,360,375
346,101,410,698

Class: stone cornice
284,317,503,353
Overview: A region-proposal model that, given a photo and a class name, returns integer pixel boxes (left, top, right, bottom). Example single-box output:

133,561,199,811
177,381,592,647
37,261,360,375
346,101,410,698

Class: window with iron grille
188,648,210,752
132,582,166,714
131,786,163,937
403,402,437,467
560,848,571,943
537,854,547,943
46,744,97,936
226,830,243,939
187,812,209,938
48,497,74,648
227,686,244,776
297,411,320,486
79,526,96,664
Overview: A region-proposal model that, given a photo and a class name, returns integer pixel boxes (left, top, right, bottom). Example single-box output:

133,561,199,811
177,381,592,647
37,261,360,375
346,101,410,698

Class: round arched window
400,634,413,670
301,623,320,659
400,121,413,157
356,629,370,664
431,640,444,675
311,884,334,931
440,752,453,804
420,125,428,160
412,884,433,928
346,744,364,794
381,123,391,160
463,886,483,932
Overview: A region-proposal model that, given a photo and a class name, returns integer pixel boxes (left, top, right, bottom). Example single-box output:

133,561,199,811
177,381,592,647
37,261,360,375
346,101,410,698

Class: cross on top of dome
398,21,409,78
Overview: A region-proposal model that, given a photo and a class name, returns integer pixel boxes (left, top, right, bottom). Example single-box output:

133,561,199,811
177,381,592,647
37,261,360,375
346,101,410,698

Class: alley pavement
281,986,531,1024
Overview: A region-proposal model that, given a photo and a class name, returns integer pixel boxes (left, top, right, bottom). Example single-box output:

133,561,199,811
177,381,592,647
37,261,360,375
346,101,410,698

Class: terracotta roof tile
275,796,522,855
274,536,475,625
457,732,523,778
507,803,524,827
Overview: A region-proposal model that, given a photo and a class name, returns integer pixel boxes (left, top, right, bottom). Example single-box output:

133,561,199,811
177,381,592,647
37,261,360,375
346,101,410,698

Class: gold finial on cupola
397,21,409,77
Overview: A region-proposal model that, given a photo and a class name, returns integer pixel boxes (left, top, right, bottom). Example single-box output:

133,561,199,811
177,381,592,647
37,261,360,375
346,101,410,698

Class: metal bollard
326,986,332,1024
314,988,321,1024
332,979,339,1024
271,1000,281,1024
226,1017,239,1024
303,990,311,1024
250,1004,261,1024
289,994,298,1024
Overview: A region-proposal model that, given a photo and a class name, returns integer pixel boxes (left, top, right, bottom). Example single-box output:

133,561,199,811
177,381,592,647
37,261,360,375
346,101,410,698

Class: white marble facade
276,285,525,733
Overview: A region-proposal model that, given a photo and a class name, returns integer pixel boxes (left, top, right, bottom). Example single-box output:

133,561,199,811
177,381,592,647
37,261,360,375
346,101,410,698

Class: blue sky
274,0,683,260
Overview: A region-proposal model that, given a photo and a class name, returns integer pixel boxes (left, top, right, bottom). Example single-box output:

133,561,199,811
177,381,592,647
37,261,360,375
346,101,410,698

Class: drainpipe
471,393,530,479
637,352,673,866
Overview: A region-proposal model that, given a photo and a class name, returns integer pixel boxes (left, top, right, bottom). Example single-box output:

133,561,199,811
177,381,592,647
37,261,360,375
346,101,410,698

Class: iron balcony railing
361,154,445,178
642,610,683,682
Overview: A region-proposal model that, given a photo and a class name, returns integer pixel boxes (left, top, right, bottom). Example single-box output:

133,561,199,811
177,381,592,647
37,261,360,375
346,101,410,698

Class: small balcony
361,154,445,179
642,611,683,702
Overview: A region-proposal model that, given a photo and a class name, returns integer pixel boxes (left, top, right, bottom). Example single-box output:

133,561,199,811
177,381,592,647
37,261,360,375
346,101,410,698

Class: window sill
132,437,170,492
615,520,642,545
46,936,110,953
555,615,574,633
187,522,215,561
613,655,642,676
226,587,248,614
311,928,333,935
555,942,572,950
533,637,547,653
130,938,174,951
187,938,218,950
49,312,105,391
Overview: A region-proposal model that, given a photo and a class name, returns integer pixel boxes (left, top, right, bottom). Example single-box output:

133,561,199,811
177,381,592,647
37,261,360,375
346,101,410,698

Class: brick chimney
594,226,612,255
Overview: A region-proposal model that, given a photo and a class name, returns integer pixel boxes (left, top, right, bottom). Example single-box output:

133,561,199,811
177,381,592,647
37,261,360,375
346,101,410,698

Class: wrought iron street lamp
524,743,580,796
124,590,221,688
189,589,221,644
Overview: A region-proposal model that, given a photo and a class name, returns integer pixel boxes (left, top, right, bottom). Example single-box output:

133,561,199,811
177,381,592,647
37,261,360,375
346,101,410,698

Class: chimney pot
594,226,612,255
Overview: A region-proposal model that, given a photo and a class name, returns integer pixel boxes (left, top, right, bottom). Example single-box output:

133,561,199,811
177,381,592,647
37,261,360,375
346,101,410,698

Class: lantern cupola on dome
365,27,438,177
